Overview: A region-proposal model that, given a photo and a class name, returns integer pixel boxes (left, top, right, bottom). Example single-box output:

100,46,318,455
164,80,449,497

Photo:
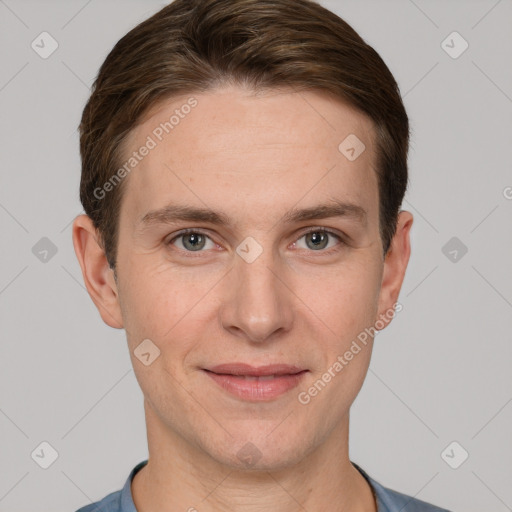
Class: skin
73,85,413,512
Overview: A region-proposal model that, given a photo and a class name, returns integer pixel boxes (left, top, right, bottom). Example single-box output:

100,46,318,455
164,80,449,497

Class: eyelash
167,227,346,256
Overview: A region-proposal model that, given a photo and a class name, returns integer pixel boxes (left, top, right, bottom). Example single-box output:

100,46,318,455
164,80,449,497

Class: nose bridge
220,239,293,342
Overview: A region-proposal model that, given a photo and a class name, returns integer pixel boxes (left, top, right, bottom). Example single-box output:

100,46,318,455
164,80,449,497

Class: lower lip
203,370,308,401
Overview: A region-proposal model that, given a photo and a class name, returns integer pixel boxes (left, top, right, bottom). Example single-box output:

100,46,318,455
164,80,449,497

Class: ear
72,214,124,329
375,210,413,330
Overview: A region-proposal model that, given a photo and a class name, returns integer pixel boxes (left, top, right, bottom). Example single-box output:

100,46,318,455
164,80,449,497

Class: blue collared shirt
75,460,451,512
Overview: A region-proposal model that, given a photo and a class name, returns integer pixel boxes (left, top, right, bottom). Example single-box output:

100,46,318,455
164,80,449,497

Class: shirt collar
122,459,387,511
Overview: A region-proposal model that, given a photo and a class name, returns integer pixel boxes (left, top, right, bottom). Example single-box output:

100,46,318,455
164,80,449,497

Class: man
72,0,451,510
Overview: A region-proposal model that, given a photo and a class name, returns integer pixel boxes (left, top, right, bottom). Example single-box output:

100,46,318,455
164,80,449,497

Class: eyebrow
137,199,367,231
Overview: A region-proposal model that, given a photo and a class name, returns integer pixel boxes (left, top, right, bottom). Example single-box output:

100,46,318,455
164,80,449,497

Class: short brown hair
79,0,409,270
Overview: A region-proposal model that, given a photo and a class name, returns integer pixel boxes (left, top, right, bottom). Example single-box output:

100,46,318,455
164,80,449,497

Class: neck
132,401,376,512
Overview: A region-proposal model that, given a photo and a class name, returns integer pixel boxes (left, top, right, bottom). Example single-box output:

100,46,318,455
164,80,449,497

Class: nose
219,245,294,344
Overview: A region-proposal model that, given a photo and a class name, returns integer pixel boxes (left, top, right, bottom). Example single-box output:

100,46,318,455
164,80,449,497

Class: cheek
296,255,381,342
296,263,379,416
118,258,220,350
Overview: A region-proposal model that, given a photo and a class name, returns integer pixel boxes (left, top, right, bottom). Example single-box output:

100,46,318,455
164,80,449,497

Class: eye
294,228,344,252
167,227,345,256
168,229,216,252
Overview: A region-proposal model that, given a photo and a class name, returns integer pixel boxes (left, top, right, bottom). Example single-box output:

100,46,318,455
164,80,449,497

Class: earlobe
375,210,413,331
72,214,124,329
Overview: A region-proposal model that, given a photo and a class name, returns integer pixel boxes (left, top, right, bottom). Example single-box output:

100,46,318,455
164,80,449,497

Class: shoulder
353,463,452,512
74,489,122,512
73,459,148,512
371,480,452,512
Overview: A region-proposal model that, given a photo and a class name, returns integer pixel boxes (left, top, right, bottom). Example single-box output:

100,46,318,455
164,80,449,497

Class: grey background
0,0,511,511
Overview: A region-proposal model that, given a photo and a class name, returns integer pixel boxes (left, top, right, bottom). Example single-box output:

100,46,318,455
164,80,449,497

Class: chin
203,432,312,473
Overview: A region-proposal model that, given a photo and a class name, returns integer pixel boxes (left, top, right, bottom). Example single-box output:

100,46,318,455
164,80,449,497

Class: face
75,85,412,471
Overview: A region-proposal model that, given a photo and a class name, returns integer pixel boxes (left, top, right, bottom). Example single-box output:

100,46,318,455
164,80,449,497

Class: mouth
202,363,308,401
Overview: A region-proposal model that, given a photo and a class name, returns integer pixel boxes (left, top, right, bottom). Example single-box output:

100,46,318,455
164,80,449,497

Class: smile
202,364,308,401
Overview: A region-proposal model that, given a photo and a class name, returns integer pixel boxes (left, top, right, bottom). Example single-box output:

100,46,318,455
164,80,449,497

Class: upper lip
205,363,306,376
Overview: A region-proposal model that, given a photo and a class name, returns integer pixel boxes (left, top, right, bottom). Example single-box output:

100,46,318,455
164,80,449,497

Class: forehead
118,86,378,230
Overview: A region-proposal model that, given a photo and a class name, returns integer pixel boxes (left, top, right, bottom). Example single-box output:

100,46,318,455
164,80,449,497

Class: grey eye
305,231,329,250
295,230,341,251
171,231,215,252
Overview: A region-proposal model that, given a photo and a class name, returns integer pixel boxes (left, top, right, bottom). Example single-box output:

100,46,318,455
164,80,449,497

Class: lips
206,363,305,377
203,363,308,401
